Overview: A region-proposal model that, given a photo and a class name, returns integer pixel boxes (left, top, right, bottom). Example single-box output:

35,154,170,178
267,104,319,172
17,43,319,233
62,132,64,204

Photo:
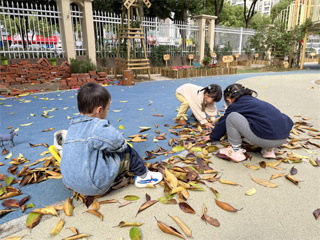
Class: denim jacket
60,115,127,196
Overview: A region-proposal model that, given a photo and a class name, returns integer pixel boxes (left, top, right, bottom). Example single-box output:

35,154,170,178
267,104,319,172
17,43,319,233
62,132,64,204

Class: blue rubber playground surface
0,68,319,224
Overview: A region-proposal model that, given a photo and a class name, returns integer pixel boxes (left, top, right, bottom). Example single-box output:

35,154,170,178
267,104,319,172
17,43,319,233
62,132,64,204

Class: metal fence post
239,27,243,55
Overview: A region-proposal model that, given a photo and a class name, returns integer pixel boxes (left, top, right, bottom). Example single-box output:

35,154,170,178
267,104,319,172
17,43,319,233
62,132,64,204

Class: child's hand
204,122,214,129
202,135,211,141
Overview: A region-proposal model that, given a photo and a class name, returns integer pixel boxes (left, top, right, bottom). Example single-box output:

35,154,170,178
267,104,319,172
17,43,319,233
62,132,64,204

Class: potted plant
1,55,8,66
49,57,57,66
202,56,211,67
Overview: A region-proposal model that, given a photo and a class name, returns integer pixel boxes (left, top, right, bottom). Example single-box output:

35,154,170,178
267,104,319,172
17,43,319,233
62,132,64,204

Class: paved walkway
1,66,319,239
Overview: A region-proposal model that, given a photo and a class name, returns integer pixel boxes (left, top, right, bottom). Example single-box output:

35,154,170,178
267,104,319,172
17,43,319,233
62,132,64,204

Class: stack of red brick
0,58,71,89
59,71,109,90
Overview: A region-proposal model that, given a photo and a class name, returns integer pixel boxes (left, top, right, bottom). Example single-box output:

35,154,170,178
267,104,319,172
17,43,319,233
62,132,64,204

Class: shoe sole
216,153,248,163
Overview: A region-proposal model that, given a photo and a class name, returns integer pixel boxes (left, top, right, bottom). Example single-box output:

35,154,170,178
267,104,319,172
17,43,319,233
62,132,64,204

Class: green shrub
70,58,101,73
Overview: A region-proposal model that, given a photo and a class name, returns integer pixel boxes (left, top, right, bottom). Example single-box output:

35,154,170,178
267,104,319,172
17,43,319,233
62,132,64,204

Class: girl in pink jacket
175,83,222,128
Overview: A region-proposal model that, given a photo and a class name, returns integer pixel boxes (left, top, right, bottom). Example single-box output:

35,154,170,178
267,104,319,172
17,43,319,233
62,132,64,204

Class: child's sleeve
188,101,207,124
205,103,217,123
90,122,127,152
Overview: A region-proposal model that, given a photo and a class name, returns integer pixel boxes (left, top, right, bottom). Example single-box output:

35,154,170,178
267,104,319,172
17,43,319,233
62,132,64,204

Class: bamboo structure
114,0,151,80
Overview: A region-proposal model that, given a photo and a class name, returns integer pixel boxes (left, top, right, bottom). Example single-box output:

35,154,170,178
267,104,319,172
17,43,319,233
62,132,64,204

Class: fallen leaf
219,179,239,186
2,148,9,155
100,199,118,204
64,198,74,216
112,110,122,112
119,125,125,130
169,215,192,236
209,187,220,199
62,233,91,240
285,174,300,185
153,114,164,117
42,128,55,132
115,221,143,228
68,227,78,235
26,212,42,229
259,161,266,168
119,201,132,208
290,166,298,175
124,195,140,201
155,217,185,239
86,209,103,221
179,202,196,214
92,199,100,211
4,152,12,159
172,146,185,152
51,218,64,235
243,163,260,170
2,199,19,208
129,226,141,240
251,176,278,188
165,168,178,189
215,199,238,212
4,176,14,186
137,108,144,111
313,208,320,220
201,204,220,227
270,173,285,180
245,188,256,196
136,194,158,217
0,209,17,217
32,207,58,216
20,122,33,126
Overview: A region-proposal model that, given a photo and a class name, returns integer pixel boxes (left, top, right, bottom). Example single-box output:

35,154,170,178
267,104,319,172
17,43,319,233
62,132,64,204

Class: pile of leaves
1,116,320,239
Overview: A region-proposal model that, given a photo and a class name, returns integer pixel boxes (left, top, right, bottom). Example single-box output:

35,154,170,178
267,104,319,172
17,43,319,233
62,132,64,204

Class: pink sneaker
261,148,276,159
218,146,247,162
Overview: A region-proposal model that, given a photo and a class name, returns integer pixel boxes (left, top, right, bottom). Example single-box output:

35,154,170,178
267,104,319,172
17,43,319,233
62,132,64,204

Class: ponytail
224,83,257,101
197,84,222,102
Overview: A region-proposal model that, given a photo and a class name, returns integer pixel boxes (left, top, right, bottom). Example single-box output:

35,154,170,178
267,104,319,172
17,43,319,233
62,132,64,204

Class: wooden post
300,0,313,70
188,54,194,67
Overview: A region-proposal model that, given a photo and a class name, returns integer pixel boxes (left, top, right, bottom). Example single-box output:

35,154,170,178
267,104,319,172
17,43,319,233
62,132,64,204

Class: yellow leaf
165,168,178,189
50,218,64,235
4,152,12,159
251,176,278,188
73,113,80,115
245,187,256,196
67,116,71,119
14,127,19,132
113,110,122,112
4,237,24,240
4,105,13,107
32,207,58,216
120,100,128,103
9,112,14,115
119,125,125,129
40,151,50,156
64,198,74,216
137,108,143,111
63,107,69,110
30,113,35,116
266,160,282,167
243,163,260,170
118,118,122,122
86,209,103,221
20,122,33,126
219,180,239,186
171,186,185,194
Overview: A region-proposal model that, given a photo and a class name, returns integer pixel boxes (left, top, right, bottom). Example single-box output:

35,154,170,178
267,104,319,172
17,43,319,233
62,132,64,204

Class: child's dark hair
77,82,111,114
224,83,257,101
198,84,222,102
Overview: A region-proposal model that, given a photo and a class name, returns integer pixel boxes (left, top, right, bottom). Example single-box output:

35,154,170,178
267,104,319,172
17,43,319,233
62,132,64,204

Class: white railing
93,11,199,58
0,0,64,59
71,4,86,56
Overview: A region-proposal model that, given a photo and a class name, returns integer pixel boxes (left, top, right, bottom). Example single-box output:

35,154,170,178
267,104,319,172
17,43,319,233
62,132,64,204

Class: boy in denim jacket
59,82,163,196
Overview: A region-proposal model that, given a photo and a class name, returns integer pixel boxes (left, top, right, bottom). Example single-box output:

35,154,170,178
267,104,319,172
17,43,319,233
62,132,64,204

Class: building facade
228,0,281,15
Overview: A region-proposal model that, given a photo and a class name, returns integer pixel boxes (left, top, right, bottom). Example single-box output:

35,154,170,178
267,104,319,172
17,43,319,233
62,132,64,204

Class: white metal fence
0,0,256,60
0,0,64,59
93,10,199,58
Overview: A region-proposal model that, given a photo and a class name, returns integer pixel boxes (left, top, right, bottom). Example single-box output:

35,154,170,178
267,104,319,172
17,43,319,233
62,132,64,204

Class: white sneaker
54,130,68,156
134,171,163,188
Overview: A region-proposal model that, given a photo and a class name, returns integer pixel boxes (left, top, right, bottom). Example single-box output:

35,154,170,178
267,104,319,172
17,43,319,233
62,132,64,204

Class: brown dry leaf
92,199,100,211
155,217,185,239
215,199,238,212
259,161,267,168
266,160,282,167
86,209,103,221
0,162,3,166
0,209,17,217
169,215,192,237
64,198,74,216
100,199,118,204
136,195,158,217
313,208,320,220
201,204,220,227
219,179,239,186
119,201,132,208
153,114,164,117
2,148,9,155
32,207,58,216
251,176,278,188
26,212,42,229
285,174,300,185
29,143,41,148
2,199,20,208
0,187,22,200
165,168,178,189
62,233,91,240
210,187,220,199
131,136,147,143
270,173,285,180
178,202,196,214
